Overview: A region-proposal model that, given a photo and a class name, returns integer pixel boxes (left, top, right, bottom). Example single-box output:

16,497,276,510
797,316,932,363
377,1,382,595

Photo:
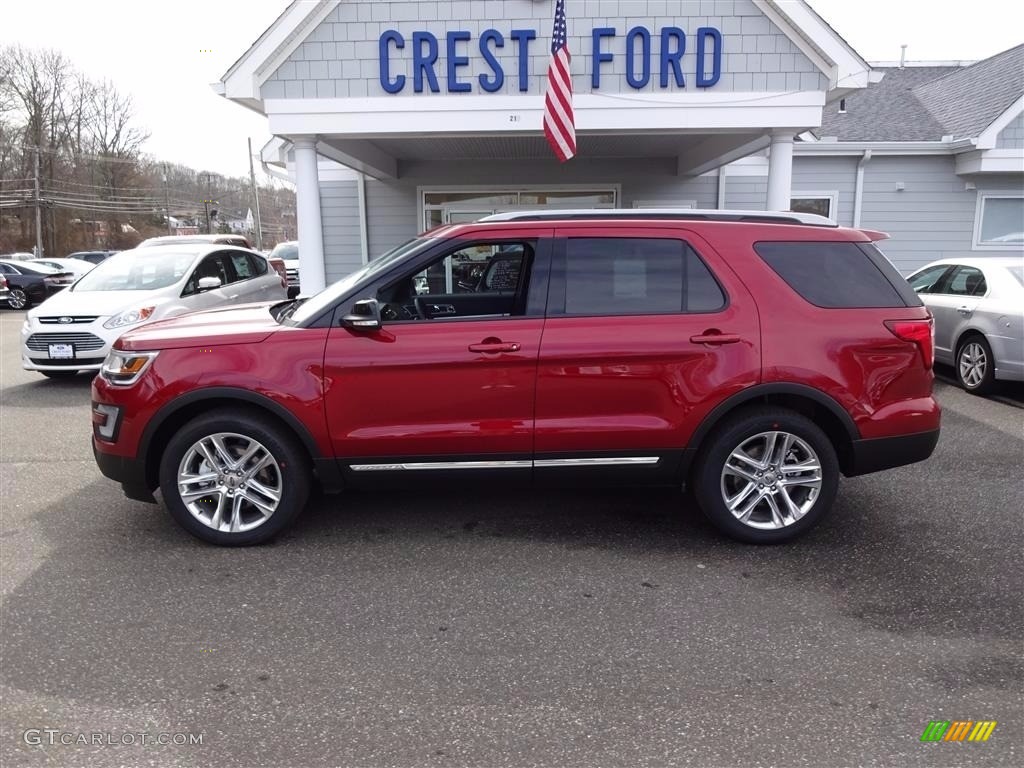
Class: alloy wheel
958,342,987,389
719,430,823,530
8,289,27,309
177,432,283,533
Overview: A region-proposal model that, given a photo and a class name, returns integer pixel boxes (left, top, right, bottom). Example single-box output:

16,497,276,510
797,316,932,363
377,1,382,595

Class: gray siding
261,0,828,100
320,180,363,281
858,156,978,273
723,175,766,210
792,155,857,226
365,179,418,258
995,112,1024,148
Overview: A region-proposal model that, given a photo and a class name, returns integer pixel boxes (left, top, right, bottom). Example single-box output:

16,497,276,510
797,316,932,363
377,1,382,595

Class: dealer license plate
48,343,74,360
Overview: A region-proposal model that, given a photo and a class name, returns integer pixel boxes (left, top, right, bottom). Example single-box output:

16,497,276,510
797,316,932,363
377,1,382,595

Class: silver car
907,257,1024,394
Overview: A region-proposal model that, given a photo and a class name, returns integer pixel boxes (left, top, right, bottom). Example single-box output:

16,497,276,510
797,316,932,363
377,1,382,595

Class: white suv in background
269,241,300,298
20,244,287,378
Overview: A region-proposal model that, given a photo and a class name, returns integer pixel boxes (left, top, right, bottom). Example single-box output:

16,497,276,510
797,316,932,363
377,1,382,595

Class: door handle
690,331,741,345
469,341,521,354
956,305,973,316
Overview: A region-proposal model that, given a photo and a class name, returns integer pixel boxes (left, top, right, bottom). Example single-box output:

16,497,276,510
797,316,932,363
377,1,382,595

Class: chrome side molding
348,457,660,472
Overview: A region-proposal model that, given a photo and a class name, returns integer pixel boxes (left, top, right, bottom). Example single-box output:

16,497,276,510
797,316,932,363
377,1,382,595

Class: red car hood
116,302,282,351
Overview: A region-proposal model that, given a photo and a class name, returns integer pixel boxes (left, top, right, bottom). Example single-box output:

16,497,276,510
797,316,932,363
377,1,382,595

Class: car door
322,230,552,477
906,264,955,362
533,227,760,482
180,252,234,311
222,251,264,303
926,266,987,362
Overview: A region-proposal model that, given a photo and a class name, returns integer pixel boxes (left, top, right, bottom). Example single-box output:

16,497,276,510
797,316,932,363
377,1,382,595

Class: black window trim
546,235,730,319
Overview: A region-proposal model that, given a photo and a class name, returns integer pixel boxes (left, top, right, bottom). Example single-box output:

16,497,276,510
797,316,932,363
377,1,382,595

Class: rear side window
754,241,915,308
250,255,268,276
561,238,725,315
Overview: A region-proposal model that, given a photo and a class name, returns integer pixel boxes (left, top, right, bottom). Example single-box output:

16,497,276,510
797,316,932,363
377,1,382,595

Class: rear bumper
846,428,940,477
92,438,155,503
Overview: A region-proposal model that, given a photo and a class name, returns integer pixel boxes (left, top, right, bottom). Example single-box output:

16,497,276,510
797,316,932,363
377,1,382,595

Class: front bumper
846,428,940,477
21,318,116,372
92,437,155,503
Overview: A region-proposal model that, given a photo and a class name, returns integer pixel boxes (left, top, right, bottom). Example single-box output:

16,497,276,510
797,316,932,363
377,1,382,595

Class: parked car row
0,260,76,309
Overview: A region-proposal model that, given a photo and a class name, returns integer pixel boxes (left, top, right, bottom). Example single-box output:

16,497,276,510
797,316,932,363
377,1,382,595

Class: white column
766,132,794,211
293,137,326,294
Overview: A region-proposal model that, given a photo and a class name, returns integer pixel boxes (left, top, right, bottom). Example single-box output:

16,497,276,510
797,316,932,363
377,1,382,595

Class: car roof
914,256,1023,271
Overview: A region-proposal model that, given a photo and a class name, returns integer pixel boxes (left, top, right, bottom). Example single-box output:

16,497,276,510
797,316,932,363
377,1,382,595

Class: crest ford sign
379,25,723,94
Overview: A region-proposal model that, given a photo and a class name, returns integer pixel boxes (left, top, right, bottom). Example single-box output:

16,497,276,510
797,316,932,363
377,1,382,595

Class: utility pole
247,137,264,250
33,147,43,257
163,164,173,235
201,172,212,234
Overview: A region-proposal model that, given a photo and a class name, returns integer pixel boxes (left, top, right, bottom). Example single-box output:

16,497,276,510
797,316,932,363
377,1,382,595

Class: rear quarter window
754,241,918,308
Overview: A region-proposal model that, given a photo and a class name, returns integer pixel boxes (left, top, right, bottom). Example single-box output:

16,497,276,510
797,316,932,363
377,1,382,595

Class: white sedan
30,258,96,279
21,244,287,378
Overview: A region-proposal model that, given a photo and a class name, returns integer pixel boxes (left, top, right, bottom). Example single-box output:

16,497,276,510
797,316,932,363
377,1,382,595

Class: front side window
183,254,230,295
376,240,534,321
908,265,952,294
944,266,987,296
977,196,1024,246
229,253,253,281
559,238,725,316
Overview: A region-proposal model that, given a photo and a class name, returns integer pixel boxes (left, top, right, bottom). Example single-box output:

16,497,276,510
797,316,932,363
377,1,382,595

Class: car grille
38,316,99,324
25,332,106,351
286,268,299,285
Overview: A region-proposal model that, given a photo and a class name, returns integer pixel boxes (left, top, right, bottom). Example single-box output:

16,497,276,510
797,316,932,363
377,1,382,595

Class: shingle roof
814,44,1024,143
913,44,1024,140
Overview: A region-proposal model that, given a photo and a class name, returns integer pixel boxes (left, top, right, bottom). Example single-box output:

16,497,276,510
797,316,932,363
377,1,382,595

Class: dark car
92,209,940,547
68,250,119,266
0,260,76,309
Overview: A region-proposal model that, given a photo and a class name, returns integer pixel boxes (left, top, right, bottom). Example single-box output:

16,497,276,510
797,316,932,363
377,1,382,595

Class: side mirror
342,298,382,331
197,276,222,292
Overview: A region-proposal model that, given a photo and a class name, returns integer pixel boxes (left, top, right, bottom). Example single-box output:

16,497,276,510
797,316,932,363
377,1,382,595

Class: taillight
885,318,934,369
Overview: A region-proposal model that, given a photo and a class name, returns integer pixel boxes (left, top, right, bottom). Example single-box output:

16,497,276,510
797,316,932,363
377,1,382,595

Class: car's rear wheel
41,370,78,378
159,409,311,546
7,288,30,309
692,407,839,544
956,335,997,395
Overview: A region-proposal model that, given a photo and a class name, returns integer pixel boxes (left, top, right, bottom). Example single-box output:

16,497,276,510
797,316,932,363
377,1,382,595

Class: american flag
543,0,576,162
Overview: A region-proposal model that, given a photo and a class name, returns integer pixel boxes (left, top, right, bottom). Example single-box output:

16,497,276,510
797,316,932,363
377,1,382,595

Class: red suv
91,211,940,546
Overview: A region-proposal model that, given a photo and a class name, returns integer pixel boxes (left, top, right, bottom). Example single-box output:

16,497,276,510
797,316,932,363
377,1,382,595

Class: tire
158,409,311,546
691,407,840,544
956,334,997,395
42,370,79,378
7,288,30,310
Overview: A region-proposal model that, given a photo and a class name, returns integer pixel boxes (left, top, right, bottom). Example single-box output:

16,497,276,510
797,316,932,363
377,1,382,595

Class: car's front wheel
159,409,311,546
956,335,997,395
692,407,839,544
7,288,30,310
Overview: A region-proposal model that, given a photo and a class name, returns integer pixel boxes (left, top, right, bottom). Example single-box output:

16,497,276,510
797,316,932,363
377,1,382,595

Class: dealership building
217,1,1024,292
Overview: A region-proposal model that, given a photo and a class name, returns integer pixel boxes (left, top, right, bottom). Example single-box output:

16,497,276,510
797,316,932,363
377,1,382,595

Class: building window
421,188,617,230
790,192,838,220
632,200,697,209
974,194,1024,249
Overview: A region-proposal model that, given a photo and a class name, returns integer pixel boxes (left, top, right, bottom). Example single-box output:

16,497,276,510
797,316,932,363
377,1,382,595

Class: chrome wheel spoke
178,432,283,534
720,429,823,531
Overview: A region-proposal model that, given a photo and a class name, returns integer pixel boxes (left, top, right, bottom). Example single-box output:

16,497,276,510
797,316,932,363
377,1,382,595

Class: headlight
101,350,159,385
103,306,155,330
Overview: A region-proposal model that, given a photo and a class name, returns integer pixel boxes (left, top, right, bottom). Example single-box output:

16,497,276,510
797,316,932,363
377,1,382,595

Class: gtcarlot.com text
23,729,203,747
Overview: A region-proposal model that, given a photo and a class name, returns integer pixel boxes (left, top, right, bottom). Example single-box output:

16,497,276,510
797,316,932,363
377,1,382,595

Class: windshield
73,249,197,291
271,243,298,260
285,236,435,325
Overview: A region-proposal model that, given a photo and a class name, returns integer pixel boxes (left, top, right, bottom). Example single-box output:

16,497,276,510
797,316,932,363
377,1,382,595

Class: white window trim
419,185,621,231
632,200,697,209
790,190,839,219
972,192,1024,250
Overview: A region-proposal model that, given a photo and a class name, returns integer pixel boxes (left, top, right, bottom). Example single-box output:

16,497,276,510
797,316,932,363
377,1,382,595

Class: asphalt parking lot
1,307,1021,768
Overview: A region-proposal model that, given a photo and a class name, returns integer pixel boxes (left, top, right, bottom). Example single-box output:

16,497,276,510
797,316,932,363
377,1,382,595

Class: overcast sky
2,0,1022,179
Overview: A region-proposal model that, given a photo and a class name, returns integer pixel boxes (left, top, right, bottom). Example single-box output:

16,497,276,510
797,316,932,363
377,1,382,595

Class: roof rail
478,208,839,227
